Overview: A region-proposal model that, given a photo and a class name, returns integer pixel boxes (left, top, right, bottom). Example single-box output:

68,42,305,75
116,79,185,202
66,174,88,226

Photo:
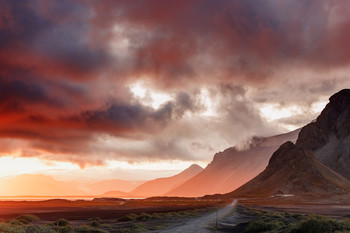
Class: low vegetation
217,205,350,233
0,208,211,233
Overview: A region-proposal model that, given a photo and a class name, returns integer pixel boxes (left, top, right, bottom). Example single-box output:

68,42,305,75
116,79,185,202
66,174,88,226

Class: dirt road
151,200,237,233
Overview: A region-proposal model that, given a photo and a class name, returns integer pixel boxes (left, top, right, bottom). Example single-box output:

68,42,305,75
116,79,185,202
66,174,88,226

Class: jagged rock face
296,89,350,179
230,142,350,197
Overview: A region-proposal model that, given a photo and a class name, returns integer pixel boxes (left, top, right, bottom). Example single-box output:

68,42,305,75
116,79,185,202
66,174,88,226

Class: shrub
75,225,108,233
244,219,286,233
289,215,345,233
150,213,163,219
118,213,138,222
9,219,24,225
54,219,70,227
291,213,303,220
25,225,55,233
90,220,100,227
0,222,26,233
56,225,73,233
16,214,40,224
136,212,152,220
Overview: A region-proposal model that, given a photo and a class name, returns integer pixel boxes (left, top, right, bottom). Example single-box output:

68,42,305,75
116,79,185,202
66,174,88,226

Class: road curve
151,200,237,233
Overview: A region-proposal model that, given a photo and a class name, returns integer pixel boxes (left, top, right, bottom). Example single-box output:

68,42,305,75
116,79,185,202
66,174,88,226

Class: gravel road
150,200,237,233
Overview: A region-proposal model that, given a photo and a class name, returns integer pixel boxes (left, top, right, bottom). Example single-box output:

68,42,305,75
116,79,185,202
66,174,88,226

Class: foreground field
0,197,228,232
214,204,350,233
2,197,350,232
0,197,227,221
0,209,217,233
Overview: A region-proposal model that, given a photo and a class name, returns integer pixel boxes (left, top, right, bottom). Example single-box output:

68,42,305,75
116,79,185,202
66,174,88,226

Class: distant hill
129,164,203,197
0,174,87,196
166,129,299,197
87,179,145,195
230,141,350,197
99,190,136,198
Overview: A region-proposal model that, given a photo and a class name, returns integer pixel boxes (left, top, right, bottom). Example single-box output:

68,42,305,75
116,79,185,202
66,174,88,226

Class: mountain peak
129,164,203,197
329,89,350,103
187,164,203,170
296,89,350,179
268,141,298,165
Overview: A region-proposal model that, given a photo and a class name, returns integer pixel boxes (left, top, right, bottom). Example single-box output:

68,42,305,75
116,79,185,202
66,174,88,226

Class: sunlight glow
259,104,301,121
311,100,327,114
259,99,327,123
199,89,216,117
129,81,172,109
110,24,131,57
0,155,79,178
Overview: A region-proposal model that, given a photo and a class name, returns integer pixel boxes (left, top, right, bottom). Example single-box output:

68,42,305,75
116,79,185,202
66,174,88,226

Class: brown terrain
0,197,226,221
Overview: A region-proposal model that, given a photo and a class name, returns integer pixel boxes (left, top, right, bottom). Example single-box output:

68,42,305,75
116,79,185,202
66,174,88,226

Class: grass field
215,204,350,233
0,207,218,233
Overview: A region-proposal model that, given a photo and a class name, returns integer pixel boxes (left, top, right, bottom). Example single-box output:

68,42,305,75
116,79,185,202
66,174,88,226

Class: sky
0,0,350,181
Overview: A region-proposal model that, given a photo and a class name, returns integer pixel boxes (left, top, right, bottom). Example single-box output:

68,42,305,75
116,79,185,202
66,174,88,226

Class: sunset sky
1,0,350,181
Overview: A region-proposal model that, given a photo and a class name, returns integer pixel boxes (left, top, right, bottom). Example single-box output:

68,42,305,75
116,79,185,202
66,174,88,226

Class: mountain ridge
230,141,350,197
129,164,203,197
228,89,350,198
166,129,300,197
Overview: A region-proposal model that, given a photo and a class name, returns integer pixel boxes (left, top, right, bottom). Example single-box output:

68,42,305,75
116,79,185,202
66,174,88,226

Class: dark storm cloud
80,102,174,134
0,0,108,81
90,0,350,87
74,91,197,136
0,78,59,107
0,0,350,166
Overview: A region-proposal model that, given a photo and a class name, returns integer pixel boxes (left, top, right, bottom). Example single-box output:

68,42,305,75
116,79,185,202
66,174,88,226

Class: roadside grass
217,204,350,233
0,207,215,233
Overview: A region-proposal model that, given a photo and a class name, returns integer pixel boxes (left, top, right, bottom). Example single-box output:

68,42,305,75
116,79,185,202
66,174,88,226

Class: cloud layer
1,0,350,167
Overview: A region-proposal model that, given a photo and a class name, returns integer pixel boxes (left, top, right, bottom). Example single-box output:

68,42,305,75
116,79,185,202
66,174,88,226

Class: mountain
99,190,134,198
230,141,350,197
296,89,350,180
129,164,203,197
166,129,300,197
0,174,87,196
87,179,145,195
228,89,350,197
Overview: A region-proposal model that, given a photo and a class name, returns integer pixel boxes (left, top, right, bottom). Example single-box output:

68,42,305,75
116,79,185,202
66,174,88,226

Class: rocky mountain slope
230,141,350,197
229,89,350,197
296,89,350,179
129,164,203,197
166,129,300,197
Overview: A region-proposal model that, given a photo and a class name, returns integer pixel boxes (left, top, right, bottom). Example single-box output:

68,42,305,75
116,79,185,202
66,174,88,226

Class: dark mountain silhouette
166,129,300,197
230,142,350,197
296,89,350,179
229,89,350,197
129,164,203,197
